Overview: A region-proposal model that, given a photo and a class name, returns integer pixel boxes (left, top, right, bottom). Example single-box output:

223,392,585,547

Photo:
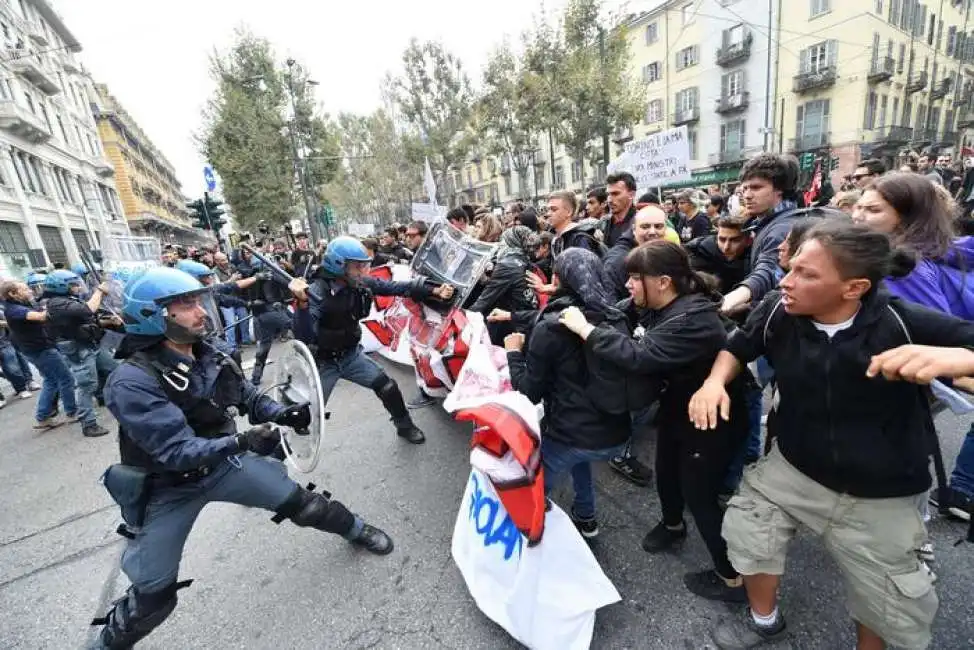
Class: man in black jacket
720,153,803,316
604,205,670,301
469,226,539,344
686,214,753,295
600,172,638,248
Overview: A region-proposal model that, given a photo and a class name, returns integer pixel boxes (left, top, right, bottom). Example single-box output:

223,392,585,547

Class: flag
424,157,438,206
804,160,822,207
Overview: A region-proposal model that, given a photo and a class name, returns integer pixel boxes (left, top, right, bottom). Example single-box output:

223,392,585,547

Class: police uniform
243,262,293,384
45,270,116,435
91,267,392,649
293,237,443,445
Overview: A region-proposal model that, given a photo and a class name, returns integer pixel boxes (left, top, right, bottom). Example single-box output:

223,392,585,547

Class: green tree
389,39,474,203
200,30,294,230
322,109,420,226
478,42,546,200
527,0,645,189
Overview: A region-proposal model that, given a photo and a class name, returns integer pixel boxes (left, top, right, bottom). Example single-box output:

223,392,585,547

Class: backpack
558,223,609,259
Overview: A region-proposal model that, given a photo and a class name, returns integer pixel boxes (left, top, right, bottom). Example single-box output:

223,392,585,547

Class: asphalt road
1,347,972,650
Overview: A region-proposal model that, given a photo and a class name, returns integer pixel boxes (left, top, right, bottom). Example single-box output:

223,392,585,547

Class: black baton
241,243,295,286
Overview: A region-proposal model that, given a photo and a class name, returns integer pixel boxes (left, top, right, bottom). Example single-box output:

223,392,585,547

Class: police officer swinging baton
240,243,297,286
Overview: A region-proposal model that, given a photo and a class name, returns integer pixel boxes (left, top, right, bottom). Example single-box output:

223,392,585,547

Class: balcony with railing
713,150,743,164
789,131,830,151
9,57,60,95
938,130,959,144
867,56,895,83
716,33,753,67
793,67,837,94
930,78,952,101
905,71,929,94
715,92,750,114
613,125,634,144
60,52,80,74
873,125,913,144
672,106,700,126
27,23,48,47
0,99,52,143
911,127,937,142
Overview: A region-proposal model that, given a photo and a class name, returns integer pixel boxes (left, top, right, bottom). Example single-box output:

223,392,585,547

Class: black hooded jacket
603,230,636,301
685,235,751,295
507,248,631,450
585,292,748,444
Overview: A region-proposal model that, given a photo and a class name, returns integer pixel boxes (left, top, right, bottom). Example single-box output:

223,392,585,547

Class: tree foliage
389,40,474,201
322,110,419,226
199,30,339,231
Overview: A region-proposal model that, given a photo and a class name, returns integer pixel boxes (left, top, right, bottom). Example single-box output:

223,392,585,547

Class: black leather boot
349,523,394,555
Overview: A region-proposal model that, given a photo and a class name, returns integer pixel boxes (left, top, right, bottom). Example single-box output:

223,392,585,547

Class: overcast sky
54,0,634,195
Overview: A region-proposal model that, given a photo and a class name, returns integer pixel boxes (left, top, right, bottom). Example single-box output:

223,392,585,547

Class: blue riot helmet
44,269,86,296
25,271,47,298
71,262,90,277
175,259,216,286
121,267,219,344
322,236,372,285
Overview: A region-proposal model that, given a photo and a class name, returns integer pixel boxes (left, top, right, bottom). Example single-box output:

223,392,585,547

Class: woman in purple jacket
854,171,974,526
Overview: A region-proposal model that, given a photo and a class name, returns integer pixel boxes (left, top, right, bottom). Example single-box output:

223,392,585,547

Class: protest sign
608,125,692,190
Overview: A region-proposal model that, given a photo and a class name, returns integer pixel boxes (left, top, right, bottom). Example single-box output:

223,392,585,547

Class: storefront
661,163,744,193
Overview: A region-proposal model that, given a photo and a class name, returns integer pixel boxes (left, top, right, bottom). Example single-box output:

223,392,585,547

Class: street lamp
285,58,327,241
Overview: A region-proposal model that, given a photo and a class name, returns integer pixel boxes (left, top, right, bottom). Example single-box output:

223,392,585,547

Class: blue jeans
219,307,238,348
950,422,974,497
251,309,292,384
58,341,118,427
542,438,629,520
0,344,33,393
236,305,253,344
20,347,77,422
723,384,764,493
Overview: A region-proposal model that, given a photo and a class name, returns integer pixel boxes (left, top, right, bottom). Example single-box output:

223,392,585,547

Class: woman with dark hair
558,240,750,603
504,248,632,539
690,220,974,650
854,171,972,318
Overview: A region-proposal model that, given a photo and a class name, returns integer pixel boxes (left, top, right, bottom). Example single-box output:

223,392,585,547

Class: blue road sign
203,165,216,192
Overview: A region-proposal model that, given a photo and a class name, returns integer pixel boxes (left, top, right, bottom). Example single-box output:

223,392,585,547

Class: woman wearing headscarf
469,226,540,345
504,248,632,539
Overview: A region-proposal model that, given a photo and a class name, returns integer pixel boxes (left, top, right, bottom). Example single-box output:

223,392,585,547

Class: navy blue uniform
92,338,371,648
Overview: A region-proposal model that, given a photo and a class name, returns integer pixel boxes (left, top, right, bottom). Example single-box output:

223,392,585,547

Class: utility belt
101,462,218,537
315,345,355,362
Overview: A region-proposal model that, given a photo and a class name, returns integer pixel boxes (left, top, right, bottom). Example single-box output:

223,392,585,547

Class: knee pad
92,580,192,649
370,373,395,397
273,485,355,536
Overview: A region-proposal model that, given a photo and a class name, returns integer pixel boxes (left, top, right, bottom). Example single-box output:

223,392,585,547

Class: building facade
777,0,974,181
0,0,128,279
93,84,206,246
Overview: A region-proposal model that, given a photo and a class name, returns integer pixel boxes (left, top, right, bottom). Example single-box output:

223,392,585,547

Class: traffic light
799,152,815,172
829,155,840,171
318,205,334,227
186,193,227,231
187,198,210,230
203,193,226,230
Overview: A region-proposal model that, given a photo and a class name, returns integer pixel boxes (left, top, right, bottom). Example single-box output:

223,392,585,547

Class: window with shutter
864,92,878,130
37,226,67,266
645,23,658,45
0,222,28,254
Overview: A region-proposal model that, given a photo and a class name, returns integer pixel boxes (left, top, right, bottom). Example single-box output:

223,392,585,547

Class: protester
504,248,632,538
690,220,974,649
560,240,750,602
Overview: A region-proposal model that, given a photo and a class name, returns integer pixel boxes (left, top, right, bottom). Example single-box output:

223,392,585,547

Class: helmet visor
159,288,221,344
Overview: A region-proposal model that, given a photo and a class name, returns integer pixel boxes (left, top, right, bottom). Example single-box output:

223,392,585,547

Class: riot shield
97,236,163,314
272,339,326,473
409,220,496,308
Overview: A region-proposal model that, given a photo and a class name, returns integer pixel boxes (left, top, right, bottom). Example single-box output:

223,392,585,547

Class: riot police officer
44,269,116,437
240,256,293,385
288,236,455,445
91,266,393,649
26,270,47,300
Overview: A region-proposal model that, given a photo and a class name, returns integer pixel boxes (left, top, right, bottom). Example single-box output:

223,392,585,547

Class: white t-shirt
811,310,859,339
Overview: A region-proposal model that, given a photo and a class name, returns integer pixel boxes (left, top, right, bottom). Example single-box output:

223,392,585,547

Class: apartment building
777,0,974,180
92,83,203,245
0,0,127,278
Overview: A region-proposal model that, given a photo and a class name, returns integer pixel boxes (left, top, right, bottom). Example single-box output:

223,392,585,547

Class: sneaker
933,488,973,522
65,412,83,423
82,423,110,438
918,542,935,563
642,520,688,553
349,523,394,555
406,391,436,410
33,414,64,430
570,509,599,538
713,608,788,649
684,569,748,603
28,381,41,391
608,456,653,487
18,391,32,400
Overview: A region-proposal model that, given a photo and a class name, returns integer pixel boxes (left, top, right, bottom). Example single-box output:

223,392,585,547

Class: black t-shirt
1,299,53,351
677,212,712,243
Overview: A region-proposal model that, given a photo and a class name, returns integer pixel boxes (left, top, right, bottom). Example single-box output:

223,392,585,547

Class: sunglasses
852,173,873,180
